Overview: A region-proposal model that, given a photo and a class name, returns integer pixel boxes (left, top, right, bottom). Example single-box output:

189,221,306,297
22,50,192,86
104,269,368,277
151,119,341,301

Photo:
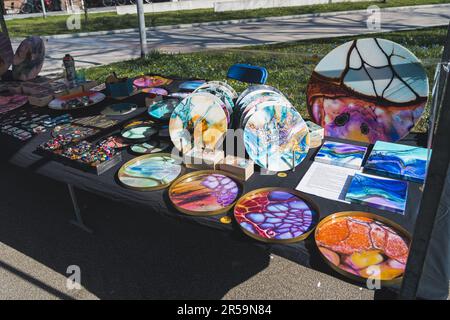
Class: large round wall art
12,36,45,81
315,211,411,284
244,101,309,172
118,154,182,191
307,38,429,143
169,92,227,153
234,188,319,243
169,170,242,216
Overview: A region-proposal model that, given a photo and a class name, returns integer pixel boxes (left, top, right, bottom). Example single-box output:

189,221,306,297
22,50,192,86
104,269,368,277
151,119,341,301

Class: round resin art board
12,36,45,81
237,85,283,106
133,75,172,88
244,101,310,172
169,92,227,153
147,98,180,121
48,91,106,110
101,103,137,116
234,188,319,243
121,124,157,142
118,154,182,191
194,81,236,121
130,140,170,154
307,38,429,143
315,211,411,284
169,170,242,216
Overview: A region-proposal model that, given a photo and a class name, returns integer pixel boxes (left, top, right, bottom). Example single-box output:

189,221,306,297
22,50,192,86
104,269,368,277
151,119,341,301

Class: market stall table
0,90,446,299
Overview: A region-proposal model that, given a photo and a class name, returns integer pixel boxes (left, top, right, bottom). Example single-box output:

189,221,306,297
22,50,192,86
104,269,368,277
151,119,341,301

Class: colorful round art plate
207,81,238,99
234,188,319,243
48,91,106,110
169,170,242,216
307,38,429,143
239,94,291,129
148,98,180,121
12,36,45,81
0,95,28,114
315,211,411,284
244,101,310,172
118,154,182,191
178,80,206,91
194,81,236,118
133,75,172,88
169,92,227,153
130,140,170,154
237,85,283,106
120,124,157,142
101,103,137,116
142,87,169,96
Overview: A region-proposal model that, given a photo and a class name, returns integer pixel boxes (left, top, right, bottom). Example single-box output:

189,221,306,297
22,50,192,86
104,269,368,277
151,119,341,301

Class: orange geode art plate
314,211,411,284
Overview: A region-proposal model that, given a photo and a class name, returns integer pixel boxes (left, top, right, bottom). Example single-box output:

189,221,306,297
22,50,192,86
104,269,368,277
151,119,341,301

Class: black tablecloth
1,87,448,299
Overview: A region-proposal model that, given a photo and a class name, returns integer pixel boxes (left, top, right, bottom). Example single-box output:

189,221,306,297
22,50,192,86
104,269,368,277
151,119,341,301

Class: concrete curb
11,3,450,41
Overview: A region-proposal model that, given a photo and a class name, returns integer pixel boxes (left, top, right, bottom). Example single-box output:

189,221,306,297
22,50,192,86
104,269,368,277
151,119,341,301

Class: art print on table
364,141,429,183
307,38,429,143
234,188,319,243
316,141,367,169
315,212,411,283
345,173,408,214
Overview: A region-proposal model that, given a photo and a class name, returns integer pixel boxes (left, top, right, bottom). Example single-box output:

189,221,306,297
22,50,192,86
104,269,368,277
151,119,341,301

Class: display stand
399,23,450,299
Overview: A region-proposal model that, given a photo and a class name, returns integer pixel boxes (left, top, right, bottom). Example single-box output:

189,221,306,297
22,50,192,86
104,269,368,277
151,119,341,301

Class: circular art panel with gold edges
169,170,242,216
234,188,319,243
314,211,411,284
118,154,182,191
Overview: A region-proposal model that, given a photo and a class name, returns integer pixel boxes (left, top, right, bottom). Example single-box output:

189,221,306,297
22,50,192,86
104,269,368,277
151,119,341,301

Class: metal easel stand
67,184,93,234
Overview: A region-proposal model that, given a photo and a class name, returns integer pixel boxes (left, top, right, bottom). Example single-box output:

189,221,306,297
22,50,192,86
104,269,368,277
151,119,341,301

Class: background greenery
85,26,448,133
6,0,450,37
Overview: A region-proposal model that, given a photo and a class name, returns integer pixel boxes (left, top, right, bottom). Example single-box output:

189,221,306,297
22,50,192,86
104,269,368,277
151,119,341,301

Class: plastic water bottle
63,54,76,86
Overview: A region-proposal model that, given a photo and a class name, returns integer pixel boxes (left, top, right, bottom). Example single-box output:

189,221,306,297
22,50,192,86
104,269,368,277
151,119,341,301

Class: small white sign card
295,161,361,203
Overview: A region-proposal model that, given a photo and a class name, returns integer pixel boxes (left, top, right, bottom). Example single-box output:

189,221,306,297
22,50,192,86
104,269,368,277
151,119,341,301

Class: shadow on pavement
0,164,270,299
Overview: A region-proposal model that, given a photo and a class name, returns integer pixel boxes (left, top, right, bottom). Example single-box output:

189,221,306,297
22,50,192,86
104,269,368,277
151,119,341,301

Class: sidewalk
10,4,450,74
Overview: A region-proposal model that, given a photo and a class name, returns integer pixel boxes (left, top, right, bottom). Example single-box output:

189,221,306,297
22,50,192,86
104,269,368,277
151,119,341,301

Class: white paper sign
296,162,361,203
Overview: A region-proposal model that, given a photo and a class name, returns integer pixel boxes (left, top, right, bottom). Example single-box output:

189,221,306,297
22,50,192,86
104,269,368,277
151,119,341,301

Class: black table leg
67,184,93,234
